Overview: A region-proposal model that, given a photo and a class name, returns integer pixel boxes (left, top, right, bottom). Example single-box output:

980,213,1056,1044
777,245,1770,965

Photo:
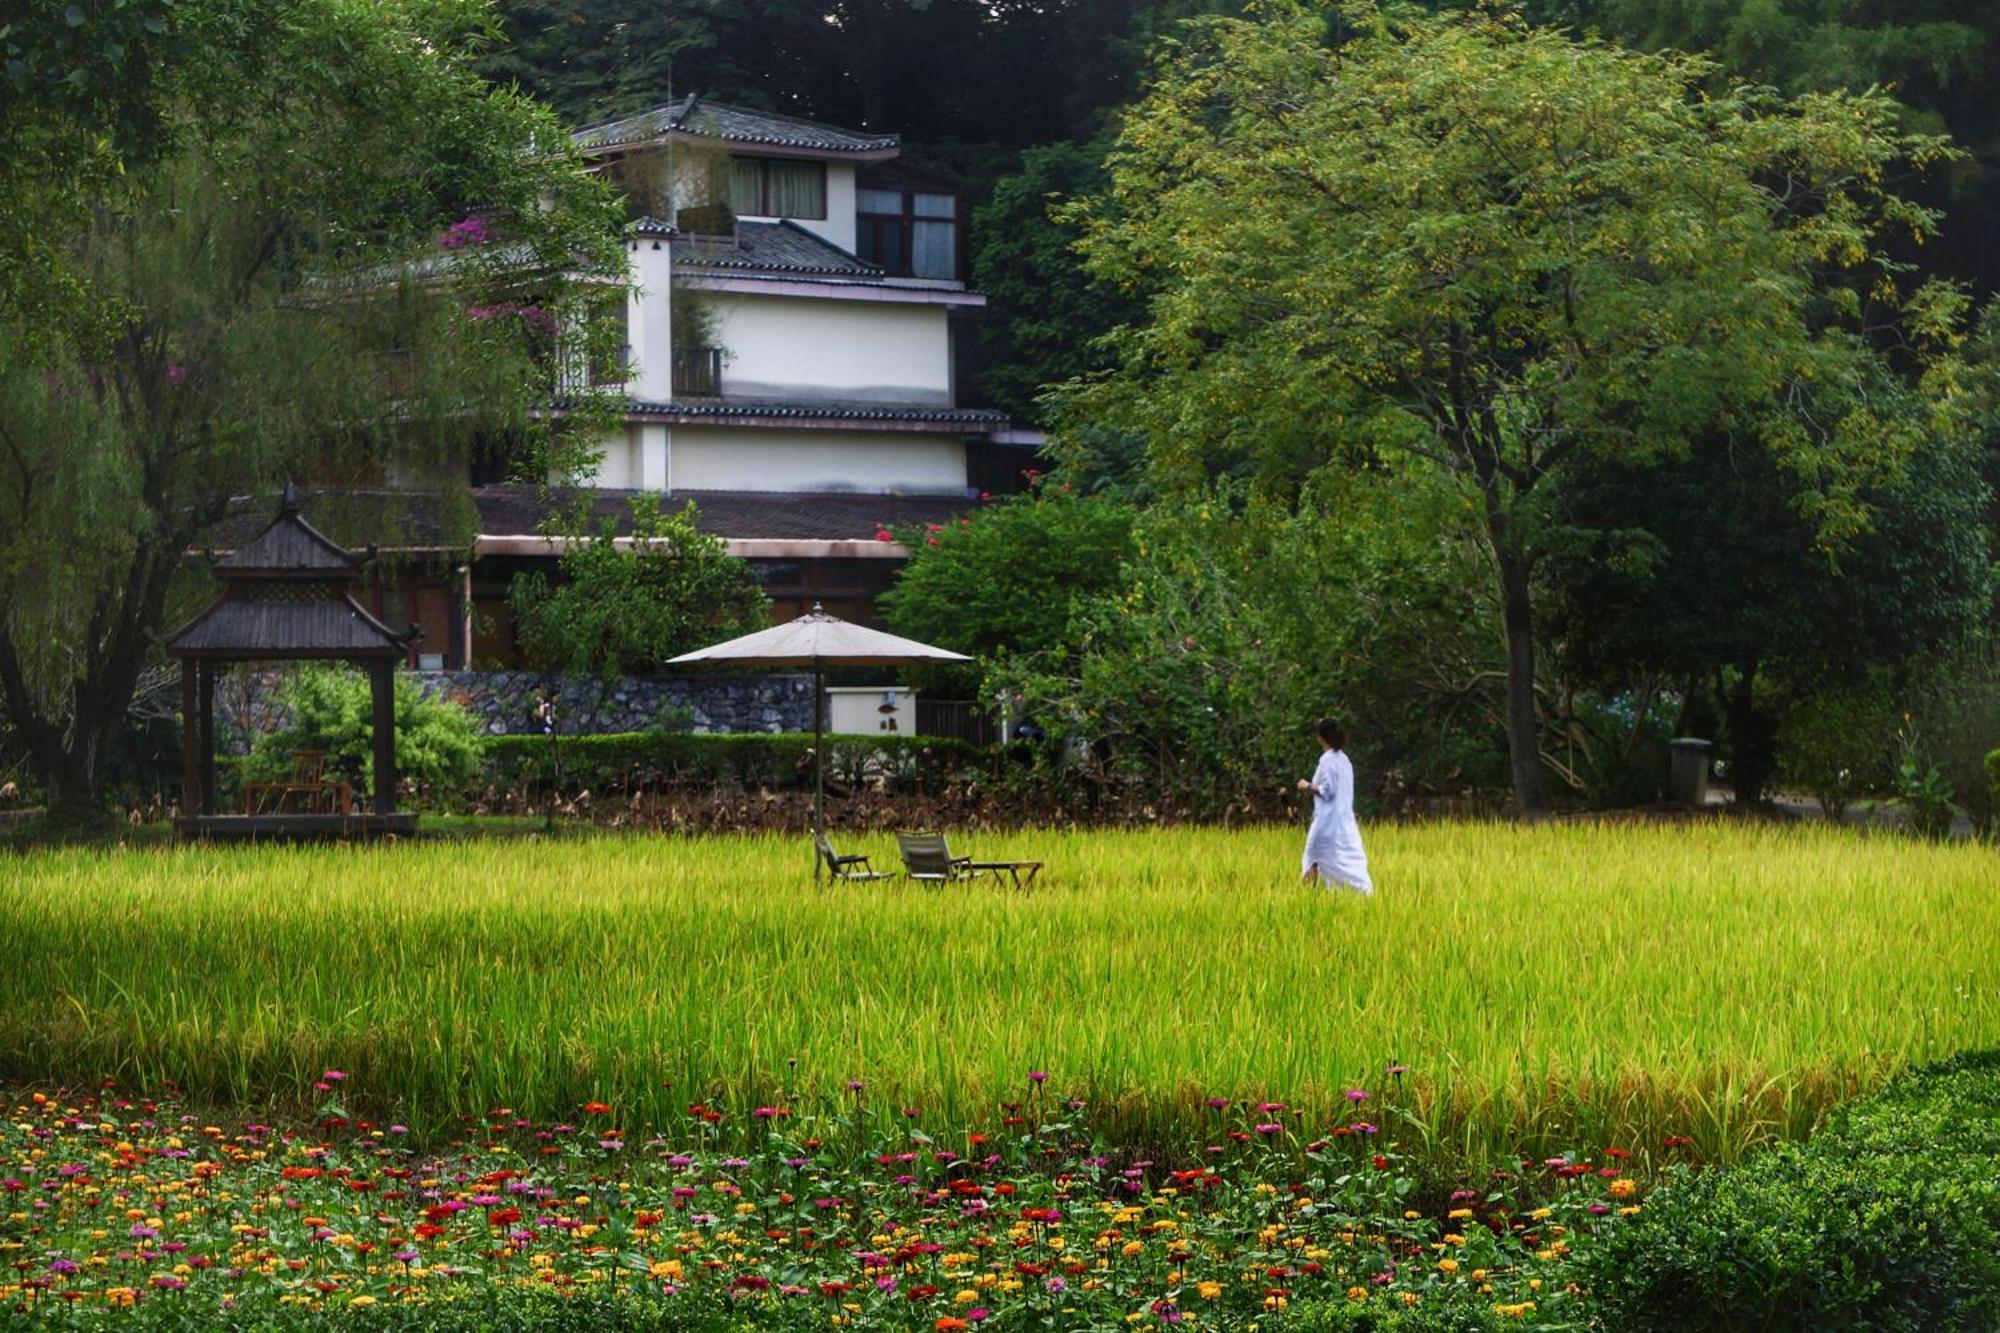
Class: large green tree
1067,1,1962,812
1544,409,1991,803
0,0,626,823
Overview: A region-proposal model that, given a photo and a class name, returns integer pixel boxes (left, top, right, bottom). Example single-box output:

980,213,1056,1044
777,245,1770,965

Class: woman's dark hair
1314,718,1347,749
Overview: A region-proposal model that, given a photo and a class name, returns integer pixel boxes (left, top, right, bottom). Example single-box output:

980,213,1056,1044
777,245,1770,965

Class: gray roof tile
671,219,881,277
575,95,898,155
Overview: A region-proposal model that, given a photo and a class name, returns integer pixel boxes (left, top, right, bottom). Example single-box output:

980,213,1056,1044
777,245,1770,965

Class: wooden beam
196,662,216,817
370,662,396,816
179,661,200,817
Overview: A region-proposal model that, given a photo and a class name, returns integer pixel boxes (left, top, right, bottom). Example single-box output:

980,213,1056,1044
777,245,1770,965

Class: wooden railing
672,347,722,397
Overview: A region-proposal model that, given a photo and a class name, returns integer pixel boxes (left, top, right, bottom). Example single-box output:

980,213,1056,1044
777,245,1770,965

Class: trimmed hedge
484,730,985,795
1582,1048,2000,1331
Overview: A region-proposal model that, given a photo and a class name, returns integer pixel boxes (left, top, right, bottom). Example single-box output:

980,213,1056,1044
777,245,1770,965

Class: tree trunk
1723,662,1775,806
1496,550,1548,815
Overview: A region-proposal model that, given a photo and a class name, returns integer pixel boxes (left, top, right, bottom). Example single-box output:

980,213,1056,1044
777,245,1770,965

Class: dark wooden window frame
857,187,963,281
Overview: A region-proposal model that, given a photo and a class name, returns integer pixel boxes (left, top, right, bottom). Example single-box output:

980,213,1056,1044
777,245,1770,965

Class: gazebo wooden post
369,660,396,816
166,487,418,839
197,660,217,817
179,660,201,817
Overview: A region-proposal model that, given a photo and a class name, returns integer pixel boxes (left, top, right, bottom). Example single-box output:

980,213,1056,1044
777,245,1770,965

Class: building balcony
673,347,723,397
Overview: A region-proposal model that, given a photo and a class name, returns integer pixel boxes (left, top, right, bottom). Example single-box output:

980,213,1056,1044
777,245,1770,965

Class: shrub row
1581,1047,2000,1331
483,730,986,795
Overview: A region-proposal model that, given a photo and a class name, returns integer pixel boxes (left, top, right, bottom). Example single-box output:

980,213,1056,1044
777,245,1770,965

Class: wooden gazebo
167,485,418,838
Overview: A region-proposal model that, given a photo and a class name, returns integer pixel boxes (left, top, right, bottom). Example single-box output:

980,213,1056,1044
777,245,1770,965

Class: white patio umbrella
668,603,971,879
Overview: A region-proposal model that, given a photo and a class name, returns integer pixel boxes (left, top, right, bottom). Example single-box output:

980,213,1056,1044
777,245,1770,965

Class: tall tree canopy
1067,1,1964,811
0,0,626,821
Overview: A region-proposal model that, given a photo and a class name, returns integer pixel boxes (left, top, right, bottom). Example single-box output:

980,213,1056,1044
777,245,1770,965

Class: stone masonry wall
212,667,814,753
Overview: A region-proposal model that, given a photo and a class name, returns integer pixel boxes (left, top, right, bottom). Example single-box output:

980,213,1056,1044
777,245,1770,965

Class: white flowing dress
1302,748,1372,895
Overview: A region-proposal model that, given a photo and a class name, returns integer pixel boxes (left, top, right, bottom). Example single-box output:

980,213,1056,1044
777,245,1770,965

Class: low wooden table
968,860,1043,889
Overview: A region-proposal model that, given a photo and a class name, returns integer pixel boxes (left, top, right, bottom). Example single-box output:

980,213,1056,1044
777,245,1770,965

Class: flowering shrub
438,216,495,249
0,1075,1644,1329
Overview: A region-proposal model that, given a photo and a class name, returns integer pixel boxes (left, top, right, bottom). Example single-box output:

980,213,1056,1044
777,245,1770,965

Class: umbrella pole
813,659,824,883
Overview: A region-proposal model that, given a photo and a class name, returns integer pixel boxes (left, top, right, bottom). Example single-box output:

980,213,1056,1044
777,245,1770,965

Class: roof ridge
688,97,897,144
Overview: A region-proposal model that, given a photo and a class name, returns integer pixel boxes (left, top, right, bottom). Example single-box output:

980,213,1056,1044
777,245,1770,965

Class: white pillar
628,233,675,402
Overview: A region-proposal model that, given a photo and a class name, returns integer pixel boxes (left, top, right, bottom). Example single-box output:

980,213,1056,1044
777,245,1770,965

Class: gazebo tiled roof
167,485,413,660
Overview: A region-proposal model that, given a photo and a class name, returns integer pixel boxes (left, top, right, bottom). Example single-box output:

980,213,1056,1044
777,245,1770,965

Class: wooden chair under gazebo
166,485,418,839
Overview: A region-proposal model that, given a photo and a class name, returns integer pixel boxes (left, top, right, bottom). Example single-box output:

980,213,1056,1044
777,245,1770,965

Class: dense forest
483,0,2000,421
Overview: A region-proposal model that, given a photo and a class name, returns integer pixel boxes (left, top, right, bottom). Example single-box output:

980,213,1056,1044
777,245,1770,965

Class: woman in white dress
1297,718,1372,895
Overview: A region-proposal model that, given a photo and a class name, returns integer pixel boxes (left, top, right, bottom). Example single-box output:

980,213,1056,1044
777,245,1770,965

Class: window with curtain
911,193,956,278
727,157,827,219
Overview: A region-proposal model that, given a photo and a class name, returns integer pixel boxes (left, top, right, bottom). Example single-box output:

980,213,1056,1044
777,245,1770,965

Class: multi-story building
444,95,1041,659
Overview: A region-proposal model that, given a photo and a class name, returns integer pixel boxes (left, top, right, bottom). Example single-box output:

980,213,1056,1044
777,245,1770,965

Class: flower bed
0,1076,1641,1329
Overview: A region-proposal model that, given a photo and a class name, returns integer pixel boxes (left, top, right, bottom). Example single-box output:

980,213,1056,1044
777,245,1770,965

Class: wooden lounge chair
817,832,892,883
897,832,1044,889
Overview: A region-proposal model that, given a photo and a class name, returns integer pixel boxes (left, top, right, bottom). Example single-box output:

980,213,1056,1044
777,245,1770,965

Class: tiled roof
672,220,881,277
215,510,357,575
628,397,1007,426
472,486,976,542
168,596,412,658
575,95,898,156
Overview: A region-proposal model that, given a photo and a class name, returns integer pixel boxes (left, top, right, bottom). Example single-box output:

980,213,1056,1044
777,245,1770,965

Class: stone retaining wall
213,667,814,753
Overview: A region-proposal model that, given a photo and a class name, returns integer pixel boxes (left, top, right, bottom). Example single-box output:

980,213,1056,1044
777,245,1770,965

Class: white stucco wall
625,239,674,401
665,425,966,494
591,426,641,489
708,294,952,404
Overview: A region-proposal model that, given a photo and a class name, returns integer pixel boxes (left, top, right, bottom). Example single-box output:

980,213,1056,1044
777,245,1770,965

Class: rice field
0,820,1995,1170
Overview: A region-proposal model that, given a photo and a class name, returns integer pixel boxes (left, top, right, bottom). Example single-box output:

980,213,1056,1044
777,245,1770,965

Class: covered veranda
166,486,417,839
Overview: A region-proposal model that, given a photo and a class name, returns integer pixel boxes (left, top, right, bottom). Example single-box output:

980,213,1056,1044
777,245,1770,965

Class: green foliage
509,495,770,680
995,473,1505,813
246,667,484,805
0,0,626,820
1893,719,1961,840
483,730,980,796
1069,1,1965,810
1544,406,1991,805
1775,684,1900,820
1583,1049,2000,1331
1287,1303,1508,1332
969,138,1142,425
1903,642,2000,836
1987,747,2000,826
878,489,1136,694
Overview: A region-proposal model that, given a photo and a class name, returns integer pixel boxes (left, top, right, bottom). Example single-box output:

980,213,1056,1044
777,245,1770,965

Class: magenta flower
439,216,493,249
1346,1089,1369,1103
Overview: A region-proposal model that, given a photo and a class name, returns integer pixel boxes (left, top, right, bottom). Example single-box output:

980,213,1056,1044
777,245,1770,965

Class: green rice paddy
1,821,1994,1169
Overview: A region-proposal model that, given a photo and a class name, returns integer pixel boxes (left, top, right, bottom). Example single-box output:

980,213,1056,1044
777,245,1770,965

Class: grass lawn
0,821,1994,1171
